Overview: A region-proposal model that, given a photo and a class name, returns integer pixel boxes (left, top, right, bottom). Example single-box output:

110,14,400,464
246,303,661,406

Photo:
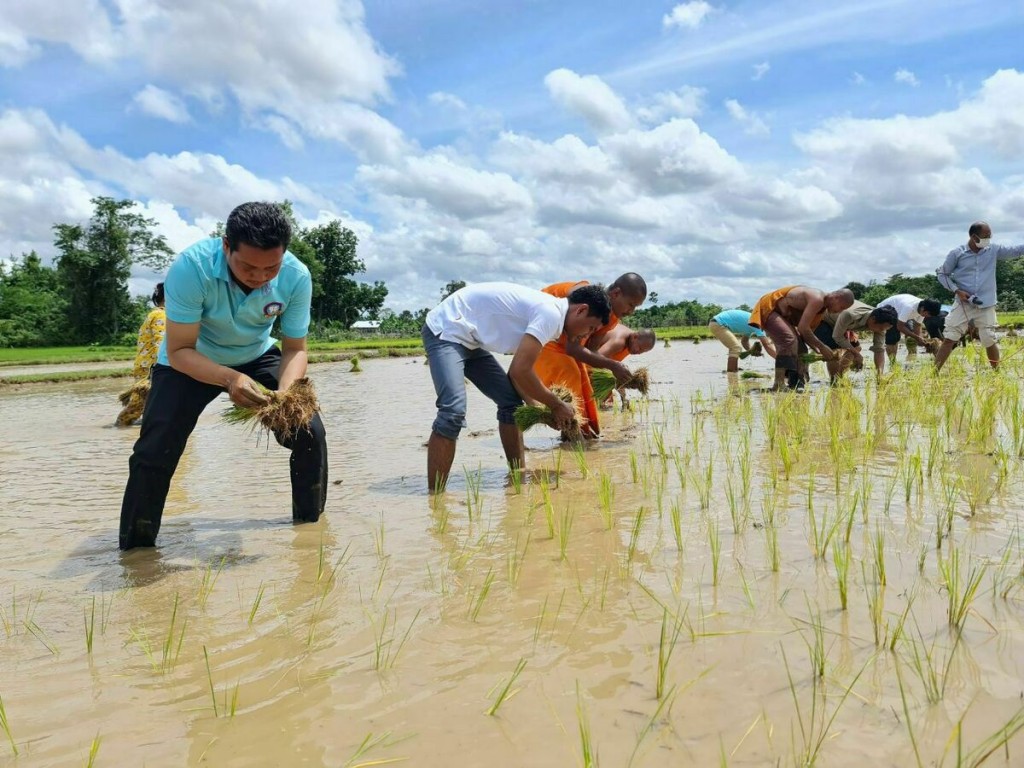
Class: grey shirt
937,243,1024,308
823,301,884,351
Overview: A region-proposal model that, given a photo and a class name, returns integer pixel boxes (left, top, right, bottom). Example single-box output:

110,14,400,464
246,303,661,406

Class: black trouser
119,348,328,550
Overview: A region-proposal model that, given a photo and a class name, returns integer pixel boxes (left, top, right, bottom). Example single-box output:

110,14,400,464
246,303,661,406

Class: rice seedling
507,531,531,588
571,441,590,478
629,450,640,483
203,645,219,717
692,457,714,511
341,731,409,768
656,608,686,700
627,507,647,565
509,461,524,495
0,692,16,757
84,595,96,654
469,567,496,621
832,541,850,610
707,520,722,587
116,378,150,424
23,618,57,655
86,733,101,768
372,608,421,671
762,512,780,574
808,502,839,560
597,471,614,529
533,595,549,648
514,386,585,442
464,465,484,520
197,556,226,610
902,619,959,704
247,582,265,627
349,355,362,372
541,475,556,540
782,645,867,767
373,512,387,559
486,657,528,716
669,500,684,552
946,706,1024,768
872,525,887,586
626,686,678,768
893,660,924,768
222,377,320,441
938,546,985,632
576,681,599,768
161,593,187,673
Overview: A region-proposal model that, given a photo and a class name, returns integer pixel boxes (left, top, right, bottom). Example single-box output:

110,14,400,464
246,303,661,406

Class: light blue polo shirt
712,309,765,337
157,238,312,367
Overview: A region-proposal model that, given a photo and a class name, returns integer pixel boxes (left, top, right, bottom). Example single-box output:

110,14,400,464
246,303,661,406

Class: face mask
977,237,991,248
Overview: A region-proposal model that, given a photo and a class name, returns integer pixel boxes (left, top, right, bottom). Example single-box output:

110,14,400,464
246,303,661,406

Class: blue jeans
422,325,523,440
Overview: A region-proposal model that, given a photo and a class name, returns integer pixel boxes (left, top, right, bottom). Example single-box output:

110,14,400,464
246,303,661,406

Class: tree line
0,198,390,347
4,198,1024,347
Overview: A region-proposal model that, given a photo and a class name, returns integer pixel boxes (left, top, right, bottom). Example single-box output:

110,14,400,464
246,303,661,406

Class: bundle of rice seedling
350,356,362,372
118,378,150,406
740,371,765,379
800,353,826,364
223,378,320,440
624,367,650,395
738,341,763,360
589,369,618,403
588,366,650,402
514,385,586,442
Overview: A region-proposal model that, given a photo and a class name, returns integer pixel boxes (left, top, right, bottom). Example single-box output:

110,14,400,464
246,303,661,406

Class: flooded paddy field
0,341,1022,767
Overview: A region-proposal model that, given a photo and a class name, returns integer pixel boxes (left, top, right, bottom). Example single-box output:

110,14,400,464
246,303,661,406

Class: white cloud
636,86,705,123
724,99,770,136
132,85,190,124
0,107,330,269
0,0,116,67
601,119,743,194
429,92,467,111
358,153,533,220
851,71,866,85
894,68,920,87
752,61,771,81
1,0,408,160
663,1,715,30
544,68,633,134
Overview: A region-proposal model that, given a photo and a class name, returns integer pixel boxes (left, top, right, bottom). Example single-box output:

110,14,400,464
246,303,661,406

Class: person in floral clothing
116,283,165,426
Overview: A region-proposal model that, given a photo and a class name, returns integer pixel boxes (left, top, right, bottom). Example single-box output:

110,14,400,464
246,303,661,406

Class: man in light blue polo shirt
119,202,328,550
708,308,776,373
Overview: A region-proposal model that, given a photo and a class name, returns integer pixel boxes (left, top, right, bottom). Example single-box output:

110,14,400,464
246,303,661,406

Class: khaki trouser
709,320,744,358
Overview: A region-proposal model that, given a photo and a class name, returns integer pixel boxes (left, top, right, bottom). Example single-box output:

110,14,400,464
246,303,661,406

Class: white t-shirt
878,294,922,324
426,282,569,354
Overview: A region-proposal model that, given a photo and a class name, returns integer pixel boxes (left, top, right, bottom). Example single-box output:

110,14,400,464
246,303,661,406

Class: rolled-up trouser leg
243,348,329,523
762,311,799,372
119,364,221,550
422,325,469,440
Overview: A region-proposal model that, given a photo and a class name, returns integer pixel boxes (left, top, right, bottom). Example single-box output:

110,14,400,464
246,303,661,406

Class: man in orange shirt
534,273,647,436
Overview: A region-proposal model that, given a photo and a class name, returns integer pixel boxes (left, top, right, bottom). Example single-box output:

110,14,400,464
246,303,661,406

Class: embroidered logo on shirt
263,301,285,318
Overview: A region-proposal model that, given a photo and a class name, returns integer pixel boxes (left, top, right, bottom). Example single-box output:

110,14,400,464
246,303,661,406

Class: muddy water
1,343,1022,767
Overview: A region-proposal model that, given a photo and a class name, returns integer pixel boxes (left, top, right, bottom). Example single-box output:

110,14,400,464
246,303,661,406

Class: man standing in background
935,221,1024,371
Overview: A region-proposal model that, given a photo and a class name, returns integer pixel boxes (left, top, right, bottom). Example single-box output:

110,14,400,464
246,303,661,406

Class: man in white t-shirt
876,294,941,365
422,282,612,492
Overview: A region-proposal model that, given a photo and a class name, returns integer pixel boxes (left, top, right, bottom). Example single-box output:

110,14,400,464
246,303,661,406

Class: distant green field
3,313,1022,369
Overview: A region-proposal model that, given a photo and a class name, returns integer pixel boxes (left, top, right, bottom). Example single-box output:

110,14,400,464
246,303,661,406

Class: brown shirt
823,301,883,351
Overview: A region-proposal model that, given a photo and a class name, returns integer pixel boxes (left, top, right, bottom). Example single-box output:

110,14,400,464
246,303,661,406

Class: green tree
53,197,173,344
440,280,466,301
304,220,387,326
0,252,68,346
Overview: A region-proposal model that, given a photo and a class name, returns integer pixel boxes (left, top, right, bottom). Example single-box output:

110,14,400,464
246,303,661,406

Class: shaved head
609,273,647,299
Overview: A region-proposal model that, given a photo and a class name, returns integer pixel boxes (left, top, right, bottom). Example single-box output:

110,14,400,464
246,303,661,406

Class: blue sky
2,0,1023,311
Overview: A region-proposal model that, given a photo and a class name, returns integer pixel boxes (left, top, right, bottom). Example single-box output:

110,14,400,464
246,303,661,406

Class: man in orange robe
534,273,647,436
596,325,656,409
748,285,854,391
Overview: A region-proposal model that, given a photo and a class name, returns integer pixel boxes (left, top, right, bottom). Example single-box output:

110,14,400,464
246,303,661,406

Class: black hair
567,284,612,325
918,298,941,317
869,305,898,327
609,272,647,298
968,221,989,238
225,202,292,252
151,282,165,306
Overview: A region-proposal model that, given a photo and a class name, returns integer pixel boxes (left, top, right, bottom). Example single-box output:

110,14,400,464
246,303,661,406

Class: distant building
351,320,381,334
